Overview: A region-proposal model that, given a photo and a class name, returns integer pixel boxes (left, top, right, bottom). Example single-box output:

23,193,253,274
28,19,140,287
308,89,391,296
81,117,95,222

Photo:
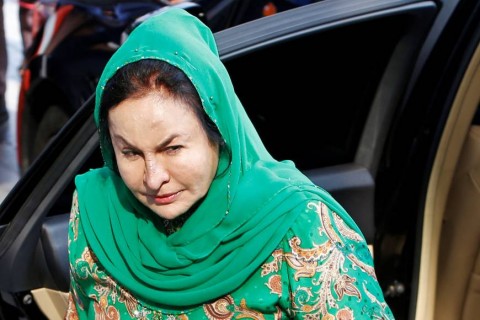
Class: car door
1,0,474,319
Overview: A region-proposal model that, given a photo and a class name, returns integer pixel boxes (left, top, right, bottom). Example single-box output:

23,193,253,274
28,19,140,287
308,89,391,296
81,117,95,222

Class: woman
66,7,395,319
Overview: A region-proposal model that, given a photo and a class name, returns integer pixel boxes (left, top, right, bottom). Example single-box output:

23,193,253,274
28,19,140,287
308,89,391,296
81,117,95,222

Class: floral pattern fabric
66,191,395,319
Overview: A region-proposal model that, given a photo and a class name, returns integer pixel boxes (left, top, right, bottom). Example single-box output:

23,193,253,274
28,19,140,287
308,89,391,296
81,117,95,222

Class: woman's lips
149,191,180,205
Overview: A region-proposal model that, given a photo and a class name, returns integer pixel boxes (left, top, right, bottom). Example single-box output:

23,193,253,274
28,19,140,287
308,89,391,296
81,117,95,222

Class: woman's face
108,92,219,220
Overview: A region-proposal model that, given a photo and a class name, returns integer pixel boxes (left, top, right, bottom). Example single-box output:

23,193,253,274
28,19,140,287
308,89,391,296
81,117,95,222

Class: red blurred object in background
263,2,277,16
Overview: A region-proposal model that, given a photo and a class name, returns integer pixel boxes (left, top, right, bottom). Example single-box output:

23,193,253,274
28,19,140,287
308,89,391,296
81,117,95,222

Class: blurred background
0,0,21,202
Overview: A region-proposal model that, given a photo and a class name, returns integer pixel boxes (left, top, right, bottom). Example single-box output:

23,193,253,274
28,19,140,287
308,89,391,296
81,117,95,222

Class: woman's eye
166,145,182,154
121,149,139,157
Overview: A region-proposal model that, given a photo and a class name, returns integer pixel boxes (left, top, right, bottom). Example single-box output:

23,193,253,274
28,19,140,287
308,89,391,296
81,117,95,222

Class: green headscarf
75,8,338,309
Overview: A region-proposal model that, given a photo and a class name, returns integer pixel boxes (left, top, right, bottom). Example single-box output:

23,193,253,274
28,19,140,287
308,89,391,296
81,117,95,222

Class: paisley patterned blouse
66,191,395,319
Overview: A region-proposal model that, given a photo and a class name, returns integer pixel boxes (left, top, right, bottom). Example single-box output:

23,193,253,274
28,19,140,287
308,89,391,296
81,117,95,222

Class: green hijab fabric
75,8,345,309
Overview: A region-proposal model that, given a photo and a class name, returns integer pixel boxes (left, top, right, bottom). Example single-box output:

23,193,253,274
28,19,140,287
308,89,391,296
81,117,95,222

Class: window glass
225,16,407,170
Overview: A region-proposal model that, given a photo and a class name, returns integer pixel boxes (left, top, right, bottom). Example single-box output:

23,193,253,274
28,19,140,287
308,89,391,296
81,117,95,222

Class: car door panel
41,215,70,292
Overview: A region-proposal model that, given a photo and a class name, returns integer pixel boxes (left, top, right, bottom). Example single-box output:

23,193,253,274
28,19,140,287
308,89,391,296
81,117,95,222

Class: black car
1,0,480,319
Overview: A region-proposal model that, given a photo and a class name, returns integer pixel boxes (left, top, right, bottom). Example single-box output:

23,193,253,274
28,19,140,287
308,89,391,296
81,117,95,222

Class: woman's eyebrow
111,134,133,147
112,133,181,149
156,133,180,149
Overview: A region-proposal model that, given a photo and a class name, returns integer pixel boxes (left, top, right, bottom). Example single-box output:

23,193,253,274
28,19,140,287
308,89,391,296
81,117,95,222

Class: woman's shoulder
273,195,395,319
283,193,370,265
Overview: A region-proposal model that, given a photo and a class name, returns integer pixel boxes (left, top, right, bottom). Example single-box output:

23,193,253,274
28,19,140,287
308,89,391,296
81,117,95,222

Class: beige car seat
435,124,480,319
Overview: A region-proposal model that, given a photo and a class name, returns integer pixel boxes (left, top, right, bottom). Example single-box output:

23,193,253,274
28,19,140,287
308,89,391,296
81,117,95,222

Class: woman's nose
144,156,169,189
